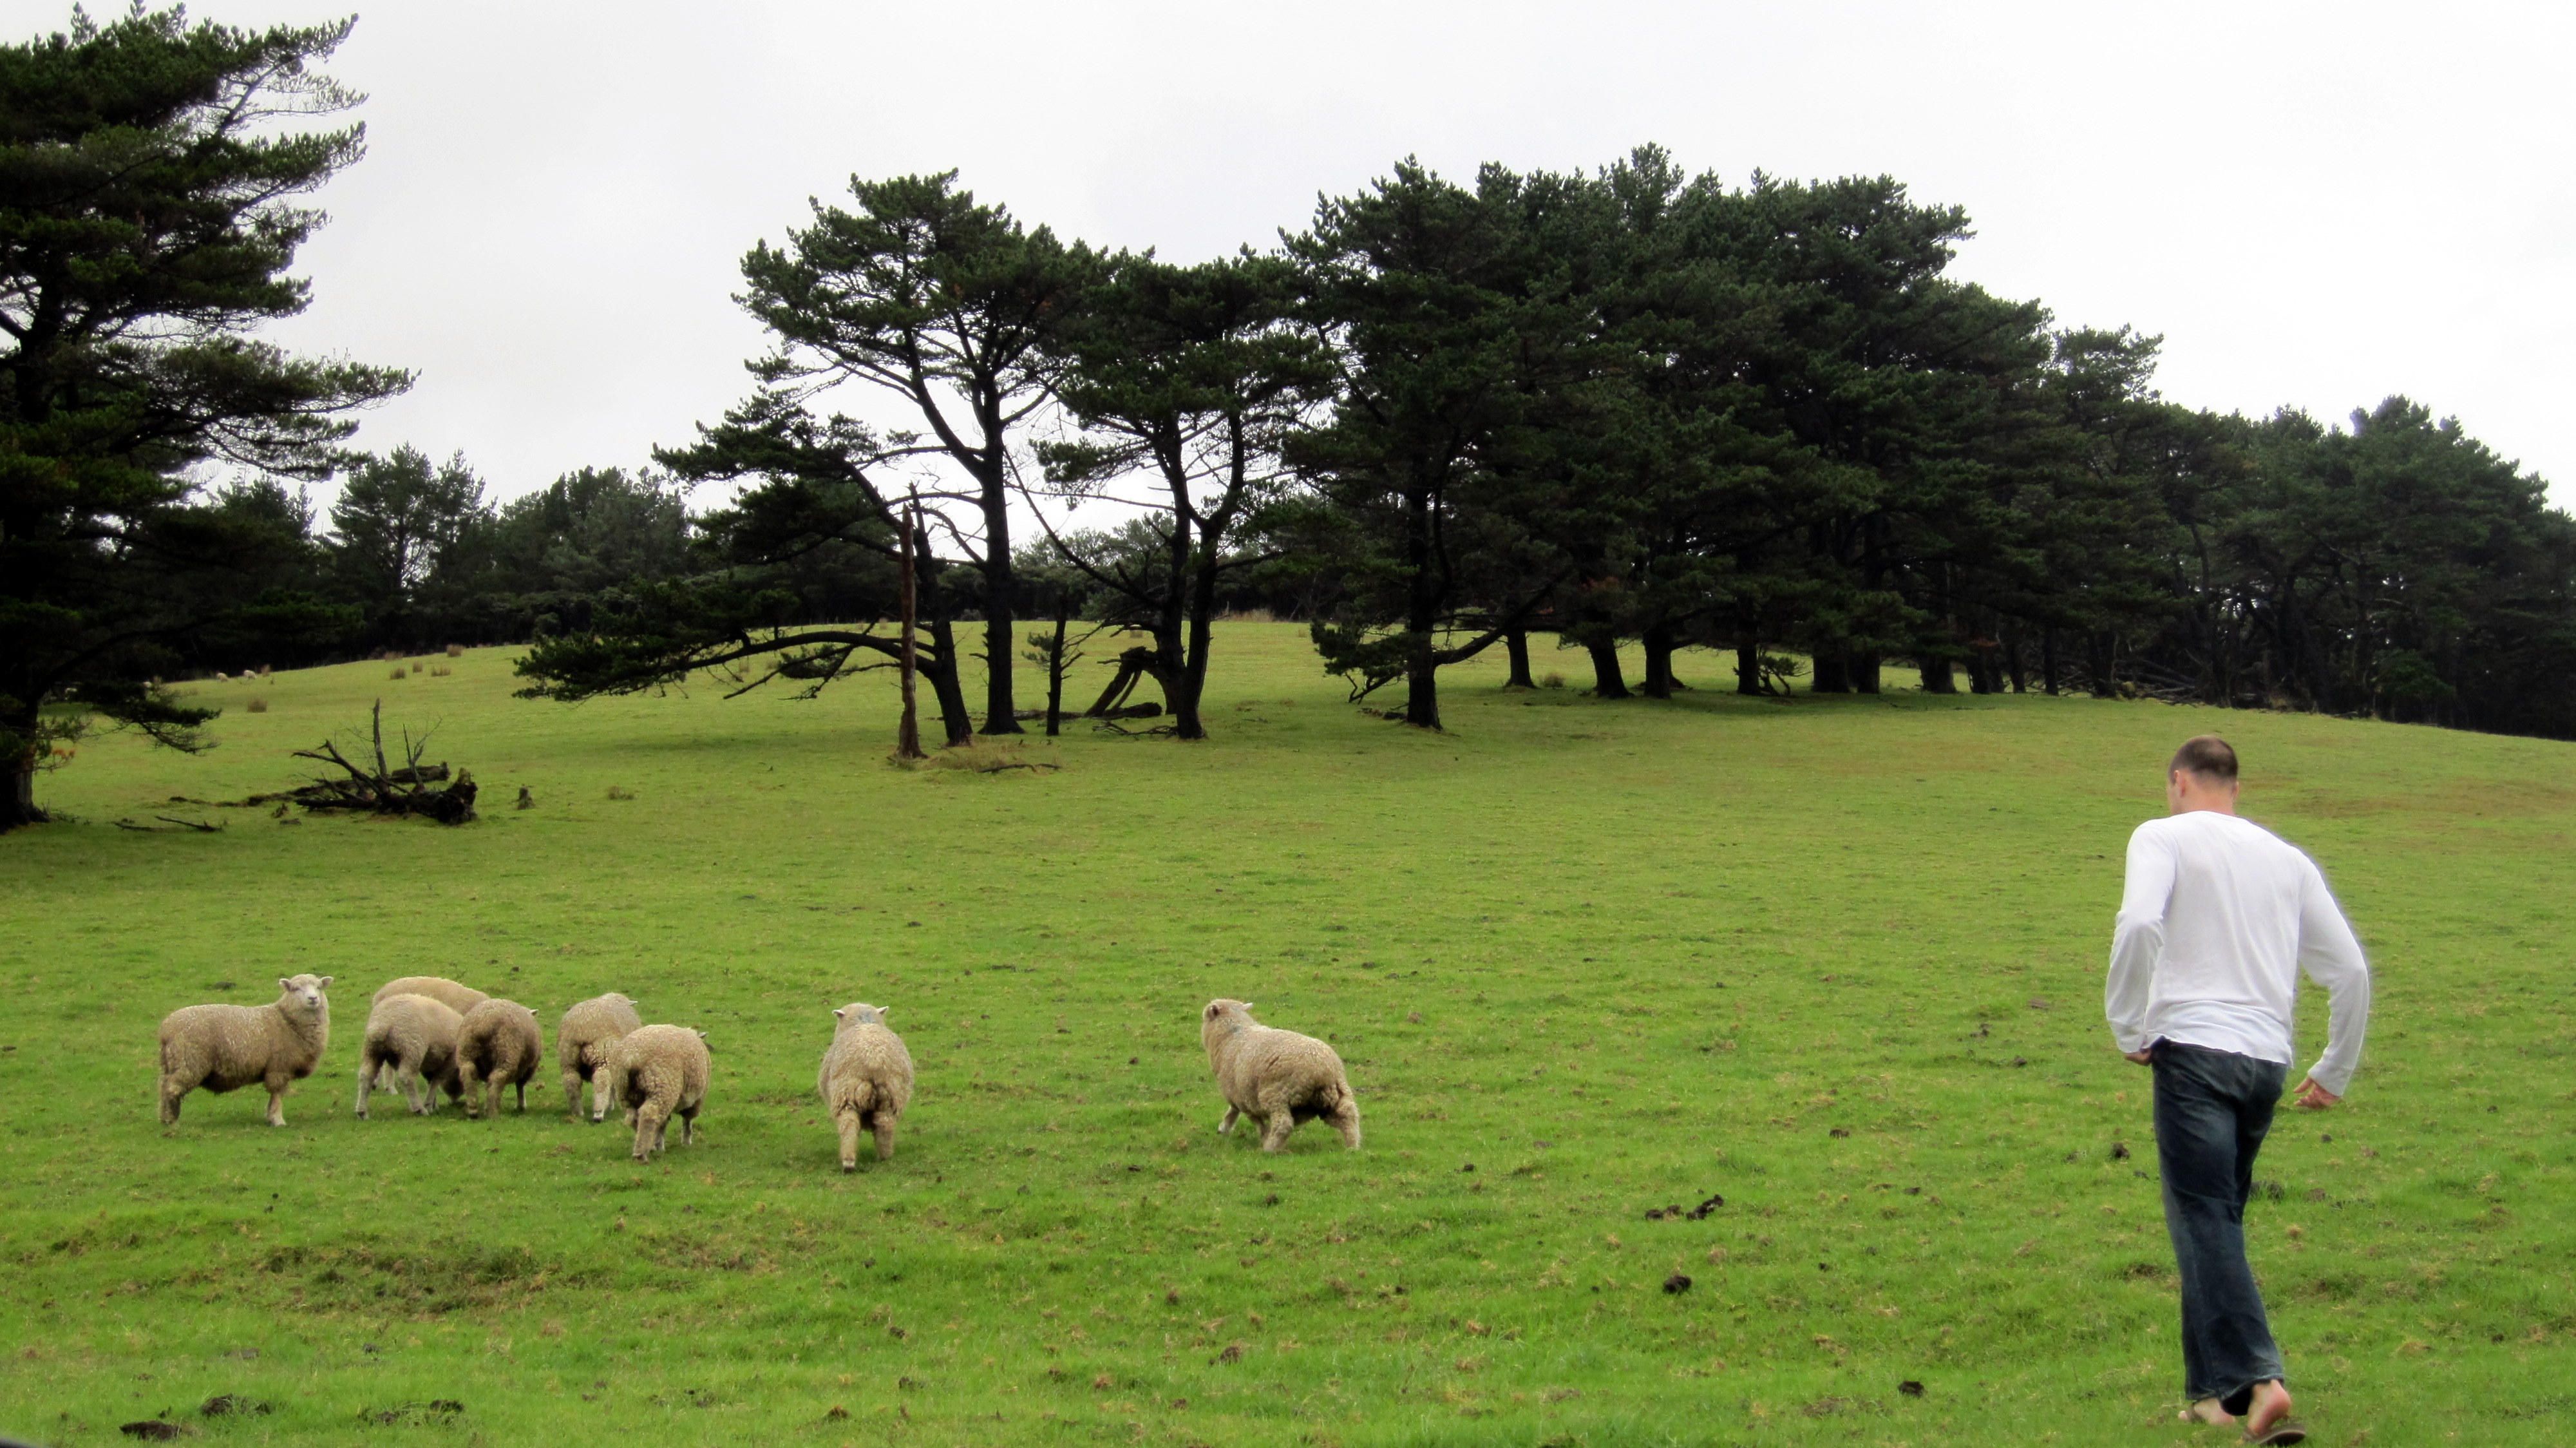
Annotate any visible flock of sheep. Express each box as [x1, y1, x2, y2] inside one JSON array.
[[153, 975, 1362, 1164]]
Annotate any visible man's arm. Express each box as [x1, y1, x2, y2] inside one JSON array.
[[2294, 859, 2371, 1100], [2105, 823, 2175, 1055]]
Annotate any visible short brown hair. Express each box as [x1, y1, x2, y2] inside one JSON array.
[[2170, 735, 2238, 783]]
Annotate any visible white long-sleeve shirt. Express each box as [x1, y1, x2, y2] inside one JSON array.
[[2105, 809, 2371, 1096]]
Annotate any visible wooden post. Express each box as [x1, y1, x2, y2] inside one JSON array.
[[896, 492, 925, 759]]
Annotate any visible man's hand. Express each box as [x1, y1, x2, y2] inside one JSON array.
[[2292, 1078, 2340, 1110], [2123, 1049, 2154, 1065]]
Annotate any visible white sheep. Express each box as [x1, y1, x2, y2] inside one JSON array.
[[157, 975, 333, 1127], [355, 993, 466, 1117], [457, 998, 544, 1118], [556, 993, 643, 1123], [371, 975, 489, 1016], [817, 1003, 914, 1168], [606, 1025, 708, 1161], [1200, 998, 1361, 1152]]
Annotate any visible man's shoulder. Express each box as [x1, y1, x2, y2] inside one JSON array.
[[2134, 812, 2297, 851]]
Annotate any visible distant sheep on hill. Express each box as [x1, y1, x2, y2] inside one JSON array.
[[457, 998, 544, 1118], [1200, 999, 1361, 1152], [607, 1025, 708, 1161], [156, 975, 333, 1127], [355, 993, 466, 1118], [817, 1003, 914, 1168], [557, 993, 643, 1123]]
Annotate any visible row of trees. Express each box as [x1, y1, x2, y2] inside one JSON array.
[[511, 156, 2573, 744], [7, 8, 2570, 828]]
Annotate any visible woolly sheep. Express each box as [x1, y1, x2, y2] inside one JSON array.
[[355, 993, 466, 1118], [156, 975, 333, 1127], [816, 1002, 914, 1168], [1200, 998, 1361, 1152], [557, 992, 643, 1123], [606, 1025, 708, 1161], [457, 998, 545, 1119], [371, 975, 489, 1016]]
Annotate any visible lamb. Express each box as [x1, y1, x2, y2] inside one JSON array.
[[354, 993, 466, 1118], [1200, 998, 1361, 1152], [371, 975, 489, 1016], [157, 975, 333, 1127], [605, 1025, 708, 1161], [557, 992, 643, 1123], [457, 998, 545, 1119], [816, 1003, 914, 1168]]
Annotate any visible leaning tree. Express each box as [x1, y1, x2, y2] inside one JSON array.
[[0, 6, 409, 828]]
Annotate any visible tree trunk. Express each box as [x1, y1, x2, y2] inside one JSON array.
[[1851, 652, 1880, 694], [1735, 638, 1762, 696], [972, 456, 1023, 736], [1404, 631, 1441, 729], [2041, 629, 2060, 696], [1919, 657, 1957, 694], [1503, 629, 1535, 689], [1586, 640, 1629, 699], [1967, 645, 1995, 695], [923, 616, 974, 748], [1043, 604, 1069, 739], [2003, 625, 2027, 694], [1640, 623, 1677, 698], [1811, 654, 1850, 693], [2088, 632, 2118, 699], [3, 760, 43, 832]]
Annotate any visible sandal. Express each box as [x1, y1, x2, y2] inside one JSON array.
[[2241, 1424, 2306, 1445]]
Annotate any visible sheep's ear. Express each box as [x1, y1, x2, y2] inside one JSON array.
[[878, 1006, 894, 1018], [833, 1009, 846, 1020], [317, 976, 333, 989], [277, 976, 294, 993], [1241, 1002, 1254, 1012]]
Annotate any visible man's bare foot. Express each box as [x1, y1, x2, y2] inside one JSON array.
[[2178, 1398, 2235, 1427], [2242, 1380, 2299, 1443]]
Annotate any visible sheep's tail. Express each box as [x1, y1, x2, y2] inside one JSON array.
[[844, 1078, 876, 1116]]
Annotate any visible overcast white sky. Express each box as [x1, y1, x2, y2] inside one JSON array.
[[18, 1, 2570, 505]]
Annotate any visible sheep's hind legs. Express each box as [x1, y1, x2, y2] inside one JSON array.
[[352, 1061, 375, 1119], [872, 1112, 898, 1161], [631, 1103, 667, 1161], [837, 1107, 864, 1170], [1218, 1106, 1240, 1135]]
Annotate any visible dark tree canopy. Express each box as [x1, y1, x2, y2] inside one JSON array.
[[0, 5, 409, 828]]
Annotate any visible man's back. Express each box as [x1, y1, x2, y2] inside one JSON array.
[[2108, 810, 2369, 1096]]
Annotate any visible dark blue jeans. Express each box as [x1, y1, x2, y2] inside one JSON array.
[[2152, 1040, 2288, 1404]]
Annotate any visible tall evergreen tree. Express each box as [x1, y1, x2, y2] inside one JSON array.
[[736, 171, 1108, 735], [0, 6, 408, 828], [1036, 252, 1329, 739], [1288, 160, 1588, 729]]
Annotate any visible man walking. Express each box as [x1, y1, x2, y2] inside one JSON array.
[[2106, 736, 2371, 1445]]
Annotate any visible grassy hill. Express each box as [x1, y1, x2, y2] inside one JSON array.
[[2, 624, 2570, 1447]]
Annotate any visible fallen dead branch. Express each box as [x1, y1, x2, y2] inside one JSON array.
[[112, 815, 225, 834], [247, 701, 480, 823]]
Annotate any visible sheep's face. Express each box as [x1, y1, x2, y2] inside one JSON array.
[[834, 1003, 889, 1030], [277, 974, 331, 1020]]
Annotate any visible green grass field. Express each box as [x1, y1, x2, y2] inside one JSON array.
[[3, 624, 2570, 1447]]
